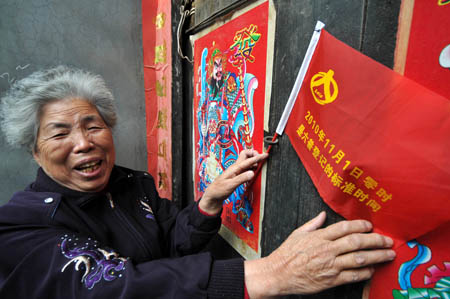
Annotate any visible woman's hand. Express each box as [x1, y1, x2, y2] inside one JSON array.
[[244, 212, 396, 298], [199, 149, 268, 215]]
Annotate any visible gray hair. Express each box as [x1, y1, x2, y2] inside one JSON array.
[[0, 66, 117, 152]]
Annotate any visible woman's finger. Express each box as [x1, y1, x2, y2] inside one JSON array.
[[330, 232, 393, 256], [235, 149, 256, 164], [227, 170, 255, 190], [234, 152, 268, 173], [334, 267, 375, 286], [296, 211, 327, 233], [334, 248, 396, 270], [320, 219, 373, 241], [224, 152, 267, 178]]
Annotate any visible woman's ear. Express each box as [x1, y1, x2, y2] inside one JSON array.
[[32, 148, 42, 167]]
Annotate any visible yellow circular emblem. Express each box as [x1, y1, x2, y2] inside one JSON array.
[[310, 69, 338, 105]]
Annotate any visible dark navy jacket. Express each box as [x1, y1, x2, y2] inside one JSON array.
[[0, 166, 244, 298]]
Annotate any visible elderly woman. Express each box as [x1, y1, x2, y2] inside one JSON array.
[[0, 66, 394, 298]]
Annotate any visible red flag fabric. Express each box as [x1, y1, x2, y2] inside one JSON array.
[[284, 30, 450, 245], [369, 222, 450, 299]]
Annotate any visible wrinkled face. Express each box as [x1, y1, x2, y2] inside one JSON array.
[[33, 98, 115, 192], [212, 57, 223, 81]]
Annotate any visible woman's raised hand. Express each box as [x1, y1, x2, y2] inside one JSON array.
[[199, 149, 268, 215]]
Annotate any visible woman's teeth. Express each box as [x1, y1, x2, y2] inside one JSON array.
[[77, 161, 101, 173]]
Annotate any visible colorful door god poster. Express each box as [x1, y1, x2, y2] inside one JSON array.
[[191, 0, 275, 259]]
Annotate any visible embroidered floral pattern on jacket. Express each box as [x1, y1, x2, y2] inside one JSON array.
[[59, 234, 127, 289], [139, 196, 155, 220]]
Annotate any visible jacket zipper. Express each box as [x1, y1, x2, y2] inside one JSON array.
[[106, 193, 153, 258]]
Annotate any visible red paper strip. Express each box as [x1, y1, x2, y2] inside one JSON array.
[[142, 0, 172, 199], [403, 1, 450, 99]]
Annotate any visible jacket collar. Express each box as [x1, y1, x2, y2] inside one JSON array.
[[29, 166, 129, 204]]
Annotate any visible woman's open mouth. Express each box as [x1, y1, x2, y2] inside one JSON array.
[[75, 160, 102, 173]]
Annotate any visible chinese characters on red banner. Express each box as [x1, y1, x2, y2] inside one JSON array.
[[142, 1, 172, 199], [294, 110, 393, 214]]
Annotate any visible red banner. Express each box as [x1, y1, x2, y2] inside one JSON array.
[[400, 1, 450, 99], [284, 30, 450, 245], [142, 0, 172, 199]]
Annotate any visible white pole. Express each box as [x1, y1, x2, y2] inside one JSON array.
[[275, 21, 325, 136]]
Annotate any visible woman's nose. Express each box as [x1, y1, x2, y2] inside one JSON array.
[[73, 131, 94, 153]]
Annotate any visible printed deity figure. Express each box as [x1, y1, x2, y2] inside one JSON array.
[[196, 46, 258, 233]]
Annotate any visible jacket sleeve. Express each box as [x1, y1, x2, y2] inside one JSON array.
[[138, 173, 222, 257], [0, 225, 244, 299]]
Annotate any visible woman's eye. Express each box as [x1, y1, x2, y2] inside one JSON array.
[[88, 126, 102, 130], [52, 132, 68, 138]]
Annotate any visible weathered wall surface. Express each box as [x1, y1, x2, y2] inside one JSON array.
[[0, 0, 147, 203]]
